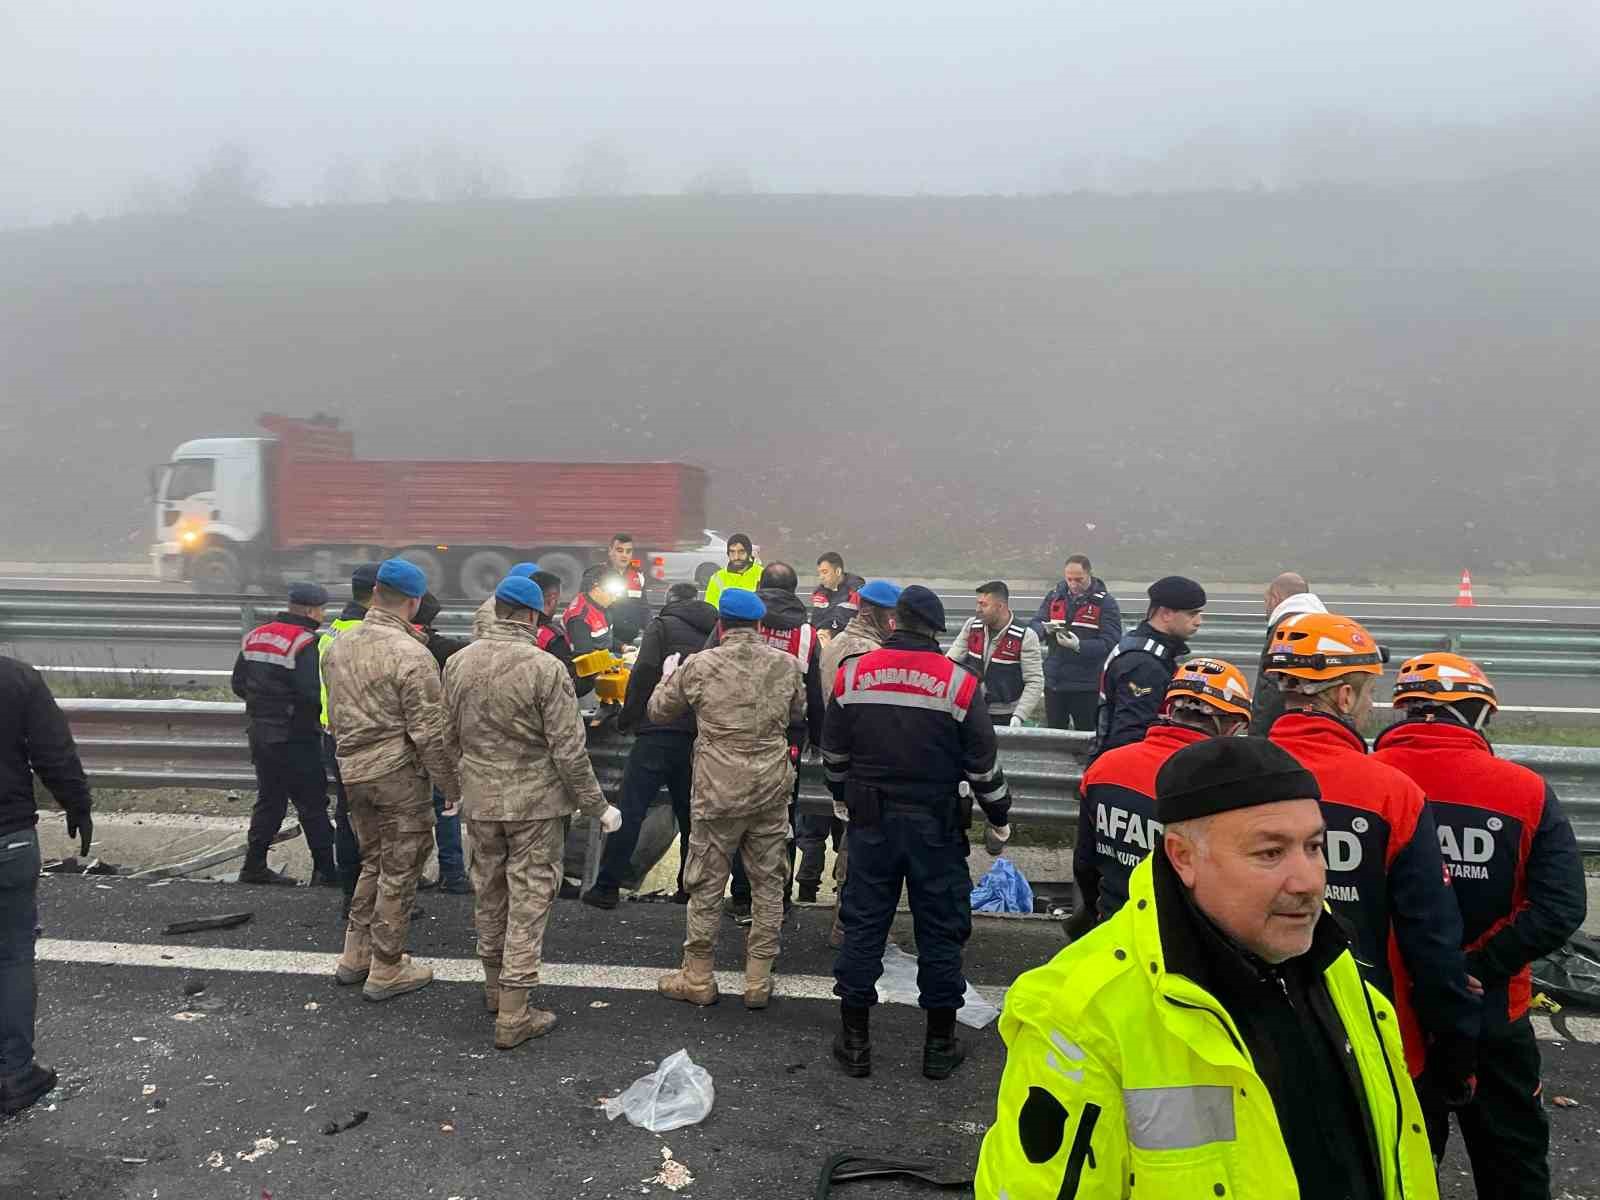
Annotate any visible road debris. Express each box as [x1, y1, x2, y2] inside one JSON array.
[[590, 1000, 610, 1009], [237, 1137, 279, 1163], [142, 1085, 157, 1096], [172, 1012, 206, 1023], [1552, 1095, 1582, 1108], [441, 1122, 455, 1134], [646, 1147, 694, 1192], [303, 1001, 320, 1011], [603, 1050, 715, 1132], [183, 981, 207, 997], [205, 1152, 225, 1169], [121, 1157, 148, 1165], [163, 912, 253, 935], [319, 1110, 369, 1136]]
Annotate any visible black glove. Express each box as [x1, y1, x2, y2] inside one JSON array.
[[66, 809, 93, 857], [1421, 1032, 1478, 1110]]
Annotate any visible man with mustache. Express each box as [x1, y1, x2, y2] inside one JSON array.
[[977, 738, 1439, 1200]]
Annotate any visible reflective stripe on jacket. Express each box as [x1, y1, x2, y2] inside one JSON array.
[[975, 855, 1438, 1200]]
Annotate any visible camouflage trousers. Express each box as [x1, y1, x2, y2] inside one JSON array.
[[345, 767, 433, 965], [684, 805, 789, 962], [467, 817, 564, 990]]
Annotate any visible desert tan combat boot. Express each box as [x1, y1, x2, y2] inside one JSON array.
[[657, 954, 720, 1006], [362, 954, 433, 1001], [743, 957, 774, 1010], [482, 961, 501, 1013], [334, 927, 371, 985], [494, 988, 557, 1050]]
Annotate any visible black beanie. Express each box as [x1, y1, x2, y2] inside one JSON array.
[[1148, 575, 1207, 611], [1155, 737, 1320, 824]]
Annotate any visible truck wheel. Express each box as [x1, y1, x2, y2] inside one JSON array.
[[537, 551, 585, 598], [694, 562, 719, 586], [396, 548, 445, 596], [190, 547, 243, 594], [457, 550, 512, 602]]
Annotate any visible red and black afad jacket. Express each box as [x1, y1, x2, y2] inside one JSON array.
[[1269, 711, 1480, 1073], [1075, 722, 1206, 921], [562, 594, 613, 657], [1375, 719, 1586, 1028]]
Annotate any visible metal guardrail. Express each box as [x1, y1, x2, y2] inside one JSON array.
[[6, 588, 1600, 677], [56, 700, 1600, 851]]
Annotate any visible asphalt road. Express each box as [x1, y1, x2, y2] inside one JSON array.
[[6, 878, 1599, 1199]]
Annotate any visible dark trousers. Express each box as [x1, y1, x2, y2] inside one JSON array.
[[794, 814, 844, 888], [593, 732, 693, 896], [248, 736, 333, 860], [833, 808, 972, 1010], [431, 787, 465, 883], [0, 828, 41, 1081], [1045, 689, 1099, 731], [1422, 1018, 1550, 1199], [730, 776, 799, 903], [323, 734, 361, 888]]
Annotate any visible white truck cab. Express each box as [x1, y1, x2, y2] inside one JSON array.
[[150, 437, 269, 587]]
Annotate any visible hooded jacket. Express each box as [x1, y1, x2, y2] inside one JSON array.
[[618, 596, 719, 736]]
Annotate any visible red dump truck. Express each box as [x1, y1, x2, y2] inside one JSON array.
[[150, 414, 709, 598]]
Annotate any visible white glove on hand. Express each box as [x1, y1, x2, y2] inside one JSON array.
[[1009, 714, 1024, 728], [1054, 629, 1081, 652], [599, 804, 623, 834], [985, 823, 1012, 856], [832, 799, 850, 823], [660, 652, 682, 679]]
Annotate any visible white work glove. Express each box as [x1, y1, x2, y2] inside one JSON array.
[[985, 823, 1012, 856], [832, 799, 850, 823], [660, 652, 682, 679], [599, 804, 623, 834], [1009, 714, 1024, 728], [1053, 628, 1080, 652]]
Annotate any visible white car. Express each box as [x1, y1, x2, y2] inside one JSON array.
[[643, 529, 759, 588]]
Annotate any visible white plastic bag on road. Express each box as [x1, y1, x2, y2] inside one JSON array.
[[876, 942, 1001, 1029], [603, 1049, 715, 1132]]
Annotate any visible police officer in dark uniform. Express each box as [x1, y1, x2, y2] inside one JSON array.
[[1093, 575, 1206, 757], [605, 532, 650, 647], [1375, 653, 1586, 1192], [232, 582, 337, 885], [823, 585, 1010, 1082], [809, 552, 866, 635]]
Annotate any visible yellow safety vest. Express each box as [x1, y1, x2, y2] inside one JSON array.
[[702, 561, 762, 608], [975, 856, 1437, 1200], [317, 615, 365, 730]]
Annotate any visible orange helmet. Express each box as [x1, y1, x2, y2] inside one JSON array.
[[1263, 612, 1386, 681], [1162, 657, 1253, 719], [1392, 652, 1498, 709]]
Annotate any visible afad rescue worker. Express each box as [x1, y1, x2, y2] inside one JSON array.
[[320, 562, 379, 900], [1093, 575, 1206, 756], [810, 551, 866, 636], [824, 586, 1010, 1081], [1069, 657, 1252, 936], [816, 579, 903, 946], [1264, 611, 1482, 1100], [583, 582, 718, 910], [563, 564, 624, 658], [442, 575, 621, 1049], [324, 558, 462, 1001], [648, 588, 807, 1010], [701, 533, 762, 608], [1374, 653, 1586, 1192], [606, 532, 650, 647], [711, 562, 826, 918], [232, 582, 337, 886], [1029, 555, 1123, 731], [977, 738, 1440, 1200], [948, 580, 1044, 727]]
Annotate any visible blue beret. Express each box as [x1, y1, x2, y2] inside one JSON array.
[[858, 579, 902, 609], [718, 588, 766, 621], [288, 582, 329, 607], [495, 575, 545, 613], [350, 563, 380, 592], [896, 584, 946, 632], [376, 558, 428, 598], [509, 561, 540, 579]]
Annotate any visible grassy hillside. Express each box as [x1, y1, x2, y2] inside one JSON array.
[[3, 182, 1597, 580]]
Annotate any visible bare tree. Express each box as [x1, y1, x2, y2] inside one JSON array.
[[185, 143, 268, 212], [320, 153, 372, 205], [121, 174, 179, 216], [561, 139, 630, 197], [424, 140, 515, 201]]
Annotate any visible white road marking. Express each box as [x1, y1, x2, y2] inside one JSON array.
[[32, 939, 1600, 1045]]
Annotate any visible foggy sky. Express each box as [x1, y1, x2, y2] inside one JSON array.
[[5, 1, 1600, 227]]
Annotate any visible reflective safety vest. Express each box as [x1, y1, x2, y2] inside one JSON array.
[[975, 856, 1438, 1200], [702, 561, 762, 608], [317, 616, 364, 729], [951, 618, 1027, 717]]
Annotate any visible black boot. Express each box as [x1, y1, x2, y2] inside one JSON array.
[[238, 850, 296, 886], [832, 1003, 871, 1078], [922, 1008, 966, 1080], [0, 1064, 58, 1117], [308, 849, 340, 887]]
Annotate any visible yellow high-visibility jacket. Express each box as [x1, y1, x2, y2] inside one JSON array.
[[976, 855, 1438, 1200], [702, 561, 762, 608], [317, 615, 364, 730]]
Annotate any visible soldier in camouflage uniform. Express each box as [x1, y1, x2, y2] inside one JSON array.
[[648, 588, 808, 1009], [443, 575, 621, 1049], [471, 561, 540, 636], [324, 559, 462, 1001]]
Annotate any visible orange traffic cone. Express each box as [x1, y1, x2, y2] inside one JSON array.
[[1455, 570, 1475, 608]]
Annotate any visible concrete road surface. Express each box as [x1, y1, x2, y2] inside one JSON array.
[[5, 877, 1600, 1199]]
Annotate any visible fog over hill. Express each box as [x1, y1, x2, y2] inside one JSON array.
[[3, 180, 1597, 579]]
